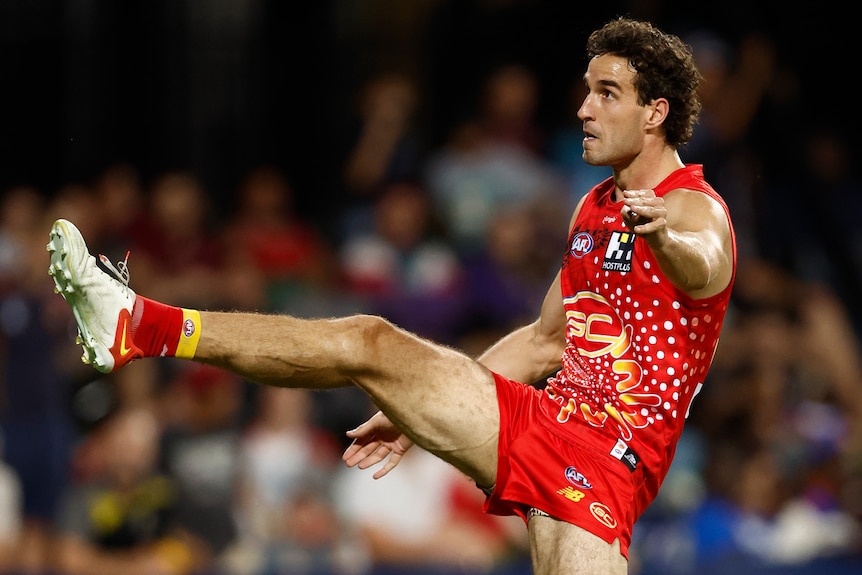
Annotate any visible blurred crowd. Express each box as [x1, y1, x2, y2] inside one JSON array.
[[1, 20, 862, 575]]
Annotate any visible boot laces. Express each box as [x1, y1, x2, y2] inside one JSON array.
[[98, 251, 131, 287]]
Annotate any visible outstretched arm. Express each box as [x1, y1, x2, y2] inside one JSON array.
[[621, 187, 734, 299]]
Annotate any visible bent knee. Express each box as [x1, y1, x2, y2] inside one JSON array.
[[333, 314, 406, 367], [337, 314, 398, 344]]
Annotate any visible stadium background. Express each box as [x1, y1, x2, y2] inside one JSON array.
[[1, 1, 861, 574]]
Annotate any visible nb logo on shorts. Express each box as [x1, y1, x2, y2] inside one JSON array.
[[556, 486, 586, 502]]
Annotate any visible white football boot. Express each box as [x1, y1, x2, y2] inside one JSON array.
[[47, 218, 142, 373]]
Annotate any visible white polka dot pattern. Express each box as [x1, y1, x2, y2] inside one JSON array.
[[543, 166, 735, 505]]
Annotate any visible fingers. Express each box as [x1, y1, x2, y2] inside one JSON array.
[[343, 439, 401, 478], [341, 411, 409, 478], [372, 452, 403, 480], [342, 439, 385, 466], [621, 189, 665, 230], [356, 446, 391, 470], [345, 416, 375, 438]]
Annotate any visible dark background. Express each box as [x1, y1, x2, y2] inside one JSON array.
[[0, 0, 855, 220]]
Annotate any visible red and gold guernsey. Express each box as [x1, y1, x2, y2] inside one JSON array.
[[540, 164, 736, 520]]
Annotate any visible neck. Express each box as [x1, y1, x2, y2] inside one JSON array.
[[612, 147, 684, 200]]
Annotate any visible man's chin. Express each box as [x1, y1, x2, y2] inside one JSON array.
[[582, 153, 601, 166]]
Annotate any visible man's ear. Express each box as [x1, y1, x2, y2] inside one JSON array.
[[645, 98, 669, 129]]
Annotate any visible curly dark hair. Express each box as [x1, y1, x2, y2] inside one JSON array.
[[586, 17, 702, 149]]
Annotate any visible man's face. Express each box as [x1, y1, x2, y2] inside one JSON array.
[[577, 54, 649, 168]]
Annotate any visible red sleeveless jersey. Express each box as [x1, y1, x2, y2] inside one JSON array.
[[541, 164, 736, 520]]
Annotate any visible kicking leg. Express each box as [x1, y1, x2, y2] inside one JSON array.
[[47, 218, 500, 486], [196, 310, 500, 485]]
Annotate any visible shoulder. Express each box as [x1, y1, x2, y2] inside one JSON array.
[[665, 187, 731, 230]]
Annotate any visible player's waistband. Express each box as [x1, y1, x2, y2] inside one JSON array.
[[536, 391, 643, 475]]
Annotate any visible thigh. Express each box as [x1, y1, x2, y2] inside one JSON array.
[[528, 515, 627, 575], [351, 317, 501, 487]]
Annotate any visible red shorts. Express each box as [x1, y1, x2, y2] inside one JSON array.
[[483, 373, 637, 558]]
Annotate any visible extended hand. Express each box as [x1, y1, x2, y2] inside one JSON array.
[[343, 411, 415, 479], [622, 189, 667, 238]]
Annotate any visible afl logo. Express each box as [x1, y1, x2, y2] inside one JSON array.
[[183, 318, 196, 338], [590, 502, 617, 529], [565, 466, 592, 489], [570, 232, 594, 258]]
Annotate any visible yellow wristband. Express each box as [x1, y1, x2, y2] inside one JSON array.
[[175, 309, 202, 359]]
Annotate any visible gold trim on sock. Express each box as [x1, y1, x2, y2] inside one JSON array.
[[176, 309, 201, 359]]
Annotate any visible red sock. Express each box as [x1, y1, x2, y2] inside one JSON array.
[[130, 296, 200, 358]]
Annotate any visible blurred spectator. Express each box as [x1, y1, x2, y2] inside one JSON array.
[[687, 442, 859, 568], [156, 364, 246, 573], [45, 183, 104, 251], [53, 406, 209, 575], [0, 186, 47, 295], [476, 64, 545, 157], [0, 432, 22, 574], [227, 387, 367, 575], [89, 163, 152, 267], [424, 64, 566, 256], [682, 29, 777, 261], [333, 445, 527, 575], [339, 72, 426, 240], [1, 188, 80, 574], [456, 204, 560, 355], [793, 130, 862, 329], [222, 166, 334, 313], [338, 180, 465, 343], [121, 171, 250, 310], [342, 72, 424, 200], [686, 30, 776, 152]]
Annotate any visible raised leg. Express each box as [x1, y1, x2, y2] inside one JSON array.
[[47, 218, 500, 487], [196, 310, 501, 486]]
